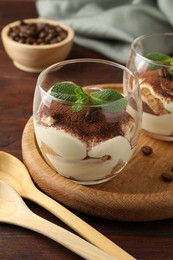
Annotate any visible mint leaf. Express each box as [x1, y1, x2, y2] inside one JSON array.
[[90, 89, 124, 104], [90, 89, 128, 112], [103, 98, 128, 113], [145, 52, 171, 64], [51, 82, 80, 102], [145, 52, 171, 70], [145, 52, 173, 76]]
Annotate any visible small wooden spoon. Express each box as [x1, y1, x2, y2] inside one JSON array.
[[0, 151, 135, 260], [0, 180, 115, 260]]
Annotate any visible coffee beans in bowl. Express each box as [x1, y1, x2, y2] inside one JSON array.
[[8, 20, 68, 45], [1, 18, 74, 72]]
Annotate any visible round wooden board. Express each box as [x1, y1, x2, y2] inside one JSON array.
[[22, 118, 173, 221]]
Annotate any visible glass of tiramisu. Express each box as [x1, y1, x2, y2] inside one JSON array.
[[127, 33, 173, 141], [33, 59, 142, 185]]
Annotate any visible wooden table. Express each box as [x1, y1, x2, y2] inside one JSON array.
[[1, 1, 173, 259]]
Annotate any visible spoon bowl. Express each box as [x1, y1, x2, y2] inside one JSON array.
[[0, 181, 116, 260], [0, 151, 135, 259], [0, 151, 31, 197], [0, 180, 21, 218]]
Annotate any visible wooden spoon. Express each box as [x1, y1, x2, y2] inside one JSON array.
[[0, 151, 135, 260], [0, 180, 116, 260]]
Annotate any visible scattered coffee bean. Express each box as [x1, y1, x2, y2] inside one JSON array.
[[8, 20, 68, 45], [141, 145, 153, 156], [161, 171, 173, 182]]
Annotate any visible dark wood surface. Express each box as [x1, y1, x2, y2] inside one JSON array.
[[1, 1, 173, 260]]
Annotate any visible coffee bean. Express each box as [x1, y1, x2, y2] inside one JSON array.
[[59, 31, 67, 40], [26, 37, 34, 44], [39, 31, 46, 39], [161, 171, 173, 182], [45, 34, 52, 42], [141, 146, 153, 156], [7, 20, 68, 45], [50, 38, 59, 44], [18, 38, 25, 44]]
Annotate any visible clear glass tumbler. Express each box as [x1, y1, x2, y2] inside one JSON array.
[[127, 33, 173, 141], [33, 59, 142, 185]]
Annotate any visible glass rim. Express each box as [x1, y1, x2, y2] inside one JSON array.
[[131, 32, 173, 68], [37, 58, 139, 107]]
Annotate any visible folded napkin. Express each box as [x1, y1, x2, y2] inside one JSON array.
[[36, 0, 173, 64]]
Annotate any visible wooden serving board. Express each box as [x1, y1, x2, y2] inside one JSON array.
[[22, 118, 173, 221]]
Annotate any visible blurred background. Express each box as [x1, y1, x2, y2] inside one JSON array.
[[36, 0, 173, 63]]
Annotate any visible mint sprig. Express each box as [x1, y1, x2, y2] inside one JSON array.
[[50, 81, 127, 112], [145, 52, 173, 75]]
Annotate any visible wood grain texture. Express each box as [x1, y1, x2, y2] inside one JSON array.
[[22, 118, 173, 222], [0, 182, 117, 260], [2, 2, 173, 259]]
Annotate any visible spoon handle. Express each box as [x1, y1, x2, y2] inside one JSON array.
[[11, 209, 115, 260], [27, 187, 135, 260]]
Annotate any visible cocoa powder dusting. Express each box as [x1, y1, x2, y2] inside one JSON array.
[[38, 100, 132, 144]]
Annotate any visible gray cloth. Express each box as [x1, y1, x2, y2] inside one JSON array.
[[36, 0, 173, 64]]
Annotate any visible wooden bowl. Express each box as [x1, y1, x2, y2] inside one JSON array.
[[1, 18, 74, 73]]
